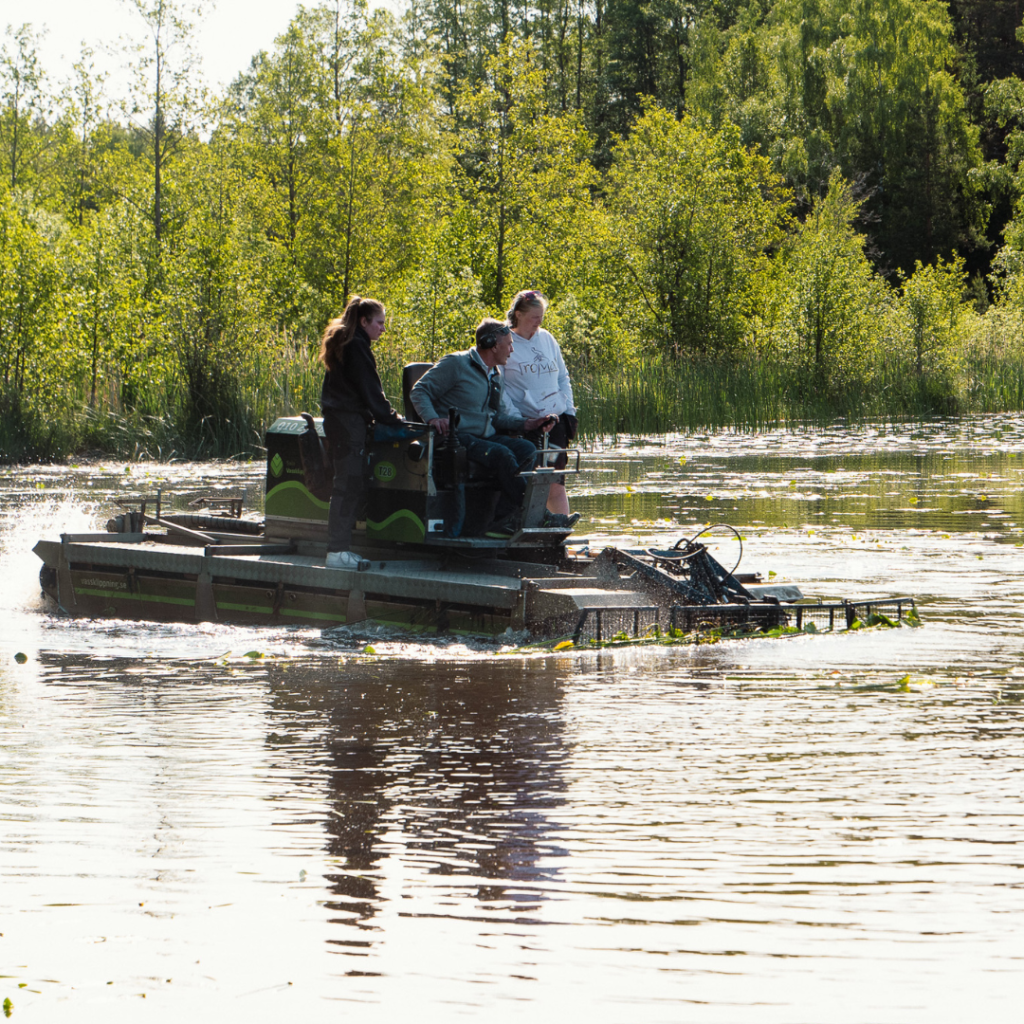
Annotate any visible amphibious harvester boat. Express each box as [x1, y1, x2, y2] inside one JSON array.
[[34, 365, 915, 641]]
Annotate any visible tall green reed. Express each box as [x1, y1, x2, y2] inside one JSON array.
[[8, 334, 1024, 464]]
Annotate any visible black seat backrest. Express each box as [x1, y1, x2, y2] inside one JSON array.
[[402, 362, 434, 421]]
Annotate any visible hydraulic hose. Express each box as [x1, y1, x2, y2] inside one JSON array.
[[672, 523, 744, 577]]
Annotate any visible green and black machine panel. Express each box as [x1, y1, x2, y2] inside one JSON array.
[[265, 415, 443, 545], [265, 416, 331, 540], [363, 428, 432, 543], [367, 426, 506, 541], [265, 406, 534, 548]]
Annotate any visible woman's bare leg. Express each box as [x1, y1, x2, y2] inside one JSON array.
[[547, 482, 570, 515]]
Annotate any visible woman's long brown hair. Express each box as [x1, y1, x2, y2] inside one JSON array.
[[318, 295, 385, 372]]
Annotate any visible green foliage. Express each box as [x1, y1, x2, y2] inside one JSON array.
[[772, 171, 887, 396], [689, 0, 987, 274], [0, 188, 59, 395], [456, 39, 599, 309], [121, 0, 209, 251], [0, 24, 49, 193], [602, 0, 738, 131], [580, 357, 790, 434], [607, 107, 789, 357], [893, 256, 971, 409], [3, 0, 1024, 463]]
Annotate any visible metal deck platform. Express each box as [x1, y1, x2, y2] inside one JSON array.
[[35, 533, 551, 633]]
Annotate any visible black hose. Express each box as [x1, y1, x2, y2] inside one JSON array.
[[162, 514, 263, 535], [672, 523, 744, 576]]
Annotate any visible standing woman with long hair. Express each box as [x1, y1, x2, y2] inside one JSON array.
[[319, 295, 402, 569], [501, 289, 580, 527]]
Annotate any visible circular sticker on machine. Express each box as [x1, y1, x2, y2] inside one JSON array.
[[374, 461, 397, 482]]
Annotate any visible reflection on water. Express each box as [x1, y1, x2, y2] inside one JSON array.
[[3, 417, 1024, 1020], [275, 664, 568, 942]]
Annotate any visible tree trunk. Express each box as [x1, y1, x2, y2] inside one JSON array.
[[576, 0, 584, 110], [9, 78, 20, 190], [495, 131, 506, 308], [342, 135, 357, 302], [154, 46, 163, 248]]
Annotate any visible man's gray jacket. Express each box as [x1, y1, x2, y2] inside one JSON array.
[[410, 347, 526, 438]]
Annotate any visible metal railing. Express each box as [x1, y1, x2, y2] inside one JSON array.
[[572, 605, 661, 642]]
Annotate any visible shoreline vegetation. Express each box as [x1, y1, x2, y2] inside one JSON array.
[[8, 341, 1024, 463], [5, 1, 1024, 462]]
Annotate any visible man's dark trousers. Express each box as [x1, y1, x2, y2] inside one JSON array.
[[457, 433, 537, 521]]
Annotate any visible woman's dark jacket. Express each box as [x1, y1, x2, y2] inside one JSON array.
[[320, 327, 401, 426]]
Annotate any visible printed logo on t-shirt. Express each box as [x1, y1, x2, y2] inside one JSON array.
[[520, 359, 559, 374]]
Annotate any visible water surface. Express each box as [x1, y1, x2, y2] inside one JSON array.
[[2, 418, 1022, 1021]]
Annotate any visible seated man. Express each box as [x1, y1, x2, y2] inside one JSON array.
[[410, 318, 555, 537]]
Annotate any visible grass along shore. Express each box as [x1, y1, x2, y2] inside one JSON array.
[[4, 347, 1024, 464]]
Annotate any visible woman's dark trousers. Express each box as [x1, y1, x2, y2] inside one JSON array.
[[324, 411, 367, 553]]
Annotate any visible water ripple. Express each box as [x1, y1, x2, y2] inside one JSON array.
[[3, 423, 1024, 1020]]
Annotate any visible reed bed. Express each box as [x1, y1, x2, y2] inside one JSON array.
[[6, 346, 1024, 463]]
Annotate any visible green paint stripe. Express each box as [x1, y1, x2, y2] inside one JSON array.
[[215, 601, 274, 614], [365, 508, 425, 532], [75, 587, 507, 635], [367, 613, 431, 631], [281, 608, 348, 622], [266, 480, 330, 510], [76, 587, 196, 608]]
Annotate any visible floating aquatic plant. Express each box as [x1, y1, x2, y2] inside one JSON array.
[[501, 601, 917, 655], [896, 674, 936, 691]]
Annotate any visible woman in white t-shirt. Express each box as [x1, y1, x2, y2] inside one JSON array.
[[501, 289, 580, 526]]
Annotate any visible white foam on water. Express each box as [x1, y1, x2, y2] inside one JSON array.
[[0, 492, 101, 663]]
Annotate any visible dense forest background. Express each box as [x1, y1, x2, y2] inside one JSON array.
[[6, 0, 1024, 459]]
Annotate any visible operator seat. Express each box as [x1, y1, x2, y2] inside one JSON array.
[[402, 362, 433, 422]]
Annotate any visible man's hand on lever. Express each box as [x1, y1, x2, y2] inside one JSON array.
[[524, 415, 558, 433], [429, 417, 450, 437]]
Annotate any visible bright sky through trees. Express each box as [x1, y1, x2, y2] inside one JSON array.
[[7, 0, 358, 88]]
